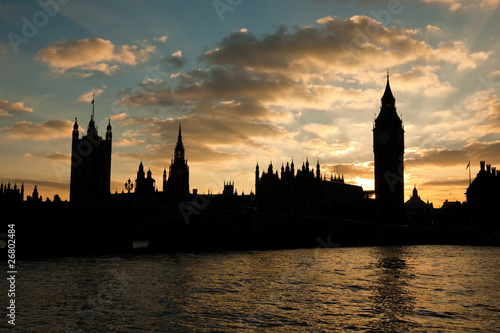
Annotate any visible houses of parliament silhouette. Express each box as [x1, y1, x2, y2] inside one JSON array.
[[64, 74, 498, 227], [66, 74, 408, 223], [3, 74, 499, 256], [60, 74, 500, 228]]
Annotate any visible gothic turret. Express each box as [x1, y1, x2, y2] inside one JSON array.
[[135, 161, 155, 198], [72, 118, 79, 139], [32, 185, 39, 201], [106, 119, 112, 141], [87, 114, 97, 138], [137, 161, 145, 182], [165, 122, 190, 200], [175, 123, 185, 161]]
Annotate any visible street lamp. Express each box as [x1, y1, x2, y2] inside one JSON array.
[[124, 178, 134, 193]]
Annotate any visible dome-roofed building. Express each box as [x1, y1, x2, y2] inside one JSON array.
[[405, 185, 433, 227]]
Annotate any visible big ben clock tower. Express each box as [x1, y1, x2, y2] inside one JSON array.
[[373, 72, 404, 223]]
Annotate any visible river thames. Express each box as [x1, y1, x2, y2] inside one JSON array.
[[11, 245, 500, 332]]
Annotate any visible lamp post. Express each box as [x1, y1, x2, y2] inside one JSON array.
[[124, 178, 134, 193]]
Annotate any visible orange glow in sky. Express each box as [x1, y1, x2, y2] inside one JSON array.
[[1, 1, 499, 208]]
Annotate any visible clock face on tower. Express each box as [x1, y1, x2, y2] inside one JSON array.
[[378, 131, 390, 144]]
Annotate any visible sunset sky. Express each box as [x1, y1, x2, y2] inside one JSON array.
[[1, 0, 499, 206]]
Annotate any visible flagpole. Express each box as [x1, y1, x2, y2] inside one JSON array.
[[469, 161, 471, 185], [91, 93, 95, 120], [467, 160, 471, 185]]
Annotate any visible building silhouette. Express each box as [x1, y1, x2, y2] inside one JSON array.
[[135, 161, 156, 198], [223, 181, 235, 196], [0, 182, 24, 203], [405, 185, 433, 226], [163, 124, 190, 201], [65, 74, 407, 225], [373, 73, 405, 223], [466, 161, 500, 227], [255, 159, 366, 217], [70, 105, 112, 203], [26, 184, 42, 203], [112, 123, 190, 204], [7, 71, 500, 255]]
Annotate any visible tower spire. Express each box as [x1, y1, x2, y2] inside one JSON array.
[[73, 117, 79, 134], [178, 122, 182, 143], [174, 122, 185, 162], [382, 71, 395, 106], [87, 94, 97, 137]]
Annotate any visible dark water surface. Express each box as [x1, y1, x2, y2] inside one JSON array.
[[10, 245, 500, 332]]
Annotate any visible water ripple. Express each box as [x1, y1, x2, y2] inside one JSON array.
[[14, 245, 500, 332]]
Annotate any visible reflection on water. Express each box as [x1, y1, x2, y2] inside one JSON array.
[[13, 246, 500, 332], [369, 247, 416, 332]]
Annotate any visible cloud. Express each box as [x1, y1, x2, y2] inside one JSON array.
[[0, 100, 33, 117], [403, 89, 500, 152], [117, 15, 491, 122], [303, 123, 340, 139], [44, 152, 70, 162], [425, 25, 441, 35], [421, 178, 469, 187], [203, 15, 490, 75], [75, 85, 107, 103], [109, 112, 287, 164], [434, 41, 492, 70], [322, 161, 374, 179], [154, 35, 168, 43], [111, 14, 495, 191], [115, 138, 146, 147], [421, 0, 500, 11], [303, 138, 358, 157], [2, 120, 73, 140], [162, 50, 187, 68], [392, 65, 456, 97], [36, 38, 156, 77], [408, 140, 500, 168], [117, 66, 299, 114], [470, 94, 500, 135]]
